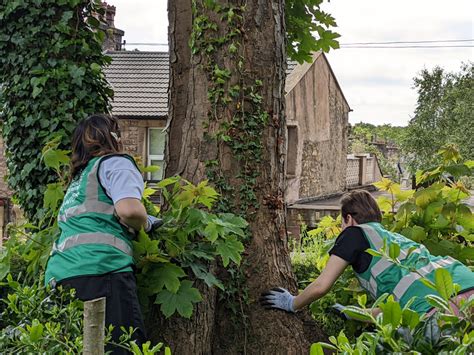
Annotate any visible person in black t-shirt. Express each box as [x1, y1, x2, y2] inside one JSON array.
[[260, 189, 474, 317]]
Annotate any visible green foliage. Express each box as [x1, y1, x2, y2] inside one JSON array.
[[374, 146, 474, 264], [402, 63, 474, 172], [312, 263, 474, 353], [349, 123, 406, 180], [286, 0, 340, 63], [0, 275, 84, 353], [0, 0, 113, 223], [0, 275, 169, 354], [137, 177, 247, 318], [291, 216, 369, 339]]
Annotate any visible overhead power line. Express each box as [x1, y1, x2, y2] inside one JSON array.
[[340, 45, 474, 49], [123, 39, 474, 47], [340, 39, 474, 45]]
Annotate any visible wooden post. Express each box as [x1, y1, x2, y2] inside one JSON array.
[[83, 297, 106, 355], [355, 154, 368, 186]]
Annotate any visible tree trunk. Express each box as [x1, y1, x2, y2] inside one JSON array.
[[153, 0, 325, 352], [83, 297, 105, 355]]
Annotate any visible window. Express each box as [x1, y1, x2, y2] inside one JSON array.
[[148, 128, 166, 181], [287, 125, 298, 176]]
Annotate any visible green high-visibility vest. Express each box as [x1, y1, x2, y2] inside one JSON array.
[[45, 155, 138, 285], [355, 222, 474, 314]]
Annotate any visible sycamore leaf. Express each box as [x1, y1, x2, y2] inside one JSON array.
[[157, 176, 181, 188], [154, 280, 202, 318], [143, 186, 157, 199], [414, 188, 439, 208], [149, 264, 186, 294], [377, 196, 393, 213], [203, 222, 221, 242], [216, 236, 244, 267], [132, 230, 159, 256], [394, 189, 414, 202], [141, 165, 160, 174], [43, 183, 64, 211], [42, 149, 70, 171], [456, 212, 474, 230], [189, 263, 224, 290], [373, 177, 396, 192]]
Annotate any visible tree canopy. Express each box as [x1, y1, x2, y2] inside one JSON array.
[[402, 63, 474, 172]]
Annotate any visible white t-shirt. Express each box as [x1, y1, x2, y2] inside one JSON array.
[[98, 156, 144, 203]]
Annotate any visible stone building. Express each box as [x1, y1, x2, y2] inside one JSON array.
[[285, 52, 351, 204], [104, 51, 168, 181]]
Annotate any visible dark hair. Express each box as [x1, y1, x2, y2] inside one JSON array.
[[69, 114, 122, 180], [340, 190, 382, 224]]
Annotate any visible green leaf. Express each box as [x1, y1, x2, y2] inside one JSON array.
[[216, 236, 244, 267], [343, 306, 373, 322], [434, 268, 454, 301], [189, 263, 224, 290], [401, 309, 420, 330], [425, 294, 449, 311], [388, 242, 401, 260], [149, 264, 186, 293], [357, 293, 367, 307], [380, 298, 402, 327], [419, 277, 437, 291], [154, 280, 202, 318], [42, 149, 70, 171], [43, 183, 64, 211], [132, 230, 159, 256], [309, 343, 324, 355], [365, 248, 383, 257], [27, 319, 44, 342]]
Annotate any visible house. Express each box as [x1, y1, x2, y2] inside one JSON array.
[[285, 52, 351, 204], [103, 51, 168, 181]]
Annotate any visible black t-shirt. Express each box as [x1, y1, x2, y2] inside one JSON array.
[[329, 226, 372, 273]]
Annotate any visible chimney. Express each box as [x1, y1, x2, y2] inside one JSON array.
[[101, 2, 124, 51]]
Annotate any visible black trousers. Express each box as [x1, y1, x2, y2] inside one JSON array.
[[59, 272, 146, 354]]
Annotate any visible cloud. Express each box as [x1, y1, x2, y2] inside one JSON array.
[[108, 0, 473, 126]]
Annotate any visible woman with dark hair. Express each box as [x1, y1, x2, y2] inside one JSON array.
[[261, 190, 474, 318], [45, 114, 161, 352]]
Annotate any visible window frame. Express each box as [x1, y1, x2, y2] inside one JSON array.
[[147, 127, 166, 182]]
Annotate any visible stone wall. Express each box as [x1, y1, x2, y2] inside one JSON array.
[[285, 54, 349, 203], [118, 118, 166, 165]]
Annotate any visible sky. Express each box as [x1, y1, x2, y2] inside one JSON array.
[[109, 0, 473, 126]]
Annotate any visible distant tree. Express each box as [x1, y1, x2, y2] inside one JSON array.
[[402, 63, 473, 172]]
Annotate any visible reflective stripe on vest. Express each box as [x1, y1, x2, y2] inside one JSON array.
[[58, 159, 114, 222], [356, 274, 378, 298], [52, 232, 133, 256], [392, 257, 455, 300], [359, 224, 426, 279]]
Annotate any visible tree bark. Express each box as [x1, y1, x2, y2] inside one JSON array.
[[154, 0, 325, 352], [83, 297, 105, 355]]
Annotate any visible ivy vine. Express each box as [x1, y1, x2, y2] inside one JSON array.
[[0, 0, 113, 223]]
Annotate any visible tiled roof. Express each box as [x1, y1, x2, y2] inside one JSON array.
[[104, 51, 169, 118], [104, 51, 299, 118]]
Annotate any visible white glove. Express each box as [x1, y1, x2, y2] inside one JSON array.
[[145, 215, 163, 232], [260, 287, 295, 313]]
